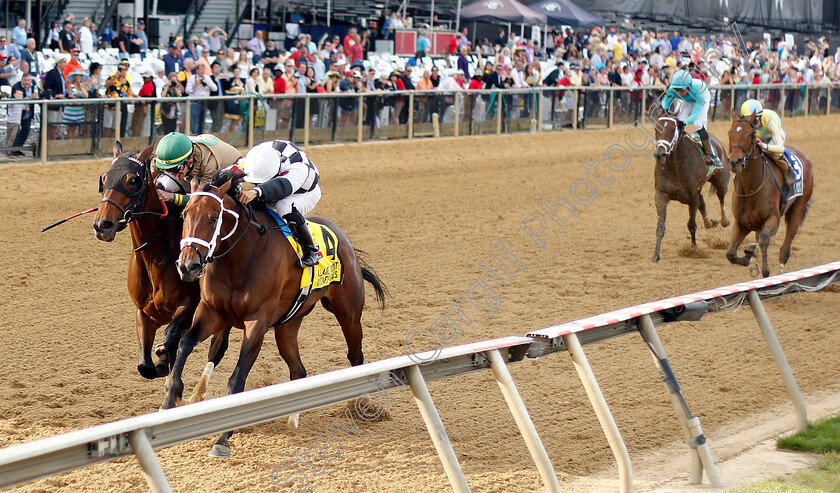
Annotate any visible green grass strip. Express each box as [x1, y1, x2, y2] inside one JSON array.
[[778, 415, 840, 454]]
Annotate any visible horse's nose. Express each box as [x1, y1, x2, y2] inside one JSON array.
[[176, 259, 201, 282], [92, 218, 116, 241]]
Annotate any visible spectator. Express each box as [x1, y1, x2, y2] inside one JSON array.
[[46, 22, 61, 50], [206, 27, 227, 53], [79, 18, 95, 54], [130, 69, 156, 137], [160, 73, 183, 134], [236, 52, 251, 75], [279, 60, 300, 129], [244, 67, 260, 93], [177, 58, 195, 85], [247, 31, 266, 64], [0, 55, 20, 88], [185, 63, 214, 134], [343, 28, 358, 55], [183, 40, 199, 61], [58, 20, 77, 53], [20, 39, 38, 76], [42, 54, 68, 139], [12, 19, 27, 50], [415, 69, 434, 122], [0, 36, 21, 60], [5, 87, 25, 153], [135, 20, 148, 59], [222, 65, 245, 132], [207, 61, 225, 133], [163, 43, 184, 75], [261, 40, 281, 72], [63, 69, 88, 139], [116, 23, 132, 59], [10, 72, 37, 153], [417, 30, 431, 59], [87, 62, 103, 97], [337, 70, 357, 125], [100, 23, 114, 48], [458, 28, 470, 51], [103, 60, 132, 137], [63, 48, 83, 79], [457, 46, 470, 78]]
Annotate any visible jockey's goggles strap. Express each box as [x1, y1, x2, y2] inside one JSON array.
[[179, 191, 240, 262]]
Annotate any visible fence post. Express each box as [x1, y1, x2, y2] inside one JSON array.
[[454, 93, 460, 137], [638, 315, 722, 487], [828, 86, 832, 116], [405, 365, 471, 493], [536, 89, 543, 133], [562, 332, 633, 493], [303, 94, 310, 147], [730, 87, 735, 114], [608, 89, 614, 128], [40, 101, 48, 163], [486, 349, 561, 493], [641, 89, 647, 126], [247, 96, 255, 148], [184, 100, 190, 136], [746, 289, 808, 432], [115, 100, 122, 140], [408, 92, 414, 140], [803, 86, 809, 116], [496, 91, 502, 135], [127, 430, 172, 493], [572, 90, 578, 130], [357, 95, 364, 144]]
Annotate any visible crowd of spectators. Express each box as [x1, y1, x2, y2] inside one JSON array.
[[3, 11, 840, 151]]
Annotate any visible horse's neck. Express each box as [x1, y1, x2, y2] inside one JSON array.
[[211, 205, 295, 281], [128, 185, 167, 250]]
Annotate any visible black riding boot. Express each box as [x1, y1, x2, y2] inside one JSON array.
[[698, 128, 721, 170], [283, 208, 320, 267]]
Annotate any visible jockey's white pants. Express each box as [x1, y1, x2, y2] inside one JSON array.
[[270, 185, 321, 217], [676, 97, 709, 132]]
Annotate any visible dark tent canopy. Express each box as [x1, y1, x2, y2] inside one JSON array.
[[459, 0, 549, 24], [527, 0, 604, 27]]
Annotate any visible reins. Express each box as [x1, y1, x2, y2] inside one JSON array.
[[179, 191, 259, 270], [730, 117, 781, 198]]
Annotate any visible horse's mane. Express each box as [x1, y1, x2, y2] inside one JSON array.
[[205, 168, 246, 198]]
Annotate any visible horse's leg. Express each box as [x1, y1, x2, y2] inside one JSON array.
[[186, 327, 232, 404], [136, 309, 161, 380], [687, 197, 699, 246], [698, 193, 715, 229], [161, 303, 223, 410], [273, 319, 307, 429], [651, 190, 669, 263], [324, 292, 365, 367], [716, 182, 730, 228], [758, 216, 781, 278], [210, 321, 269, 458], [779, 202, 806, 271], [155, 304, 196, 377], [726, 222, 752, 266]]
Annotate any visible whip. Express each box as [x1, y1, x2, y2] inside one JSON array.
[[40, 207, 99, 232]]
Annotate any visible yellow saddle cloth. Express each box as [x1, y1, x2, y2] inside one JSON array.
[[286, 221, 344, 292]]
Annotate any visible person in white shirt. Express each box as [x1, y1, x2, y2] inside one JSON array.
[[185, 64, 215, 134], [12, 19, 27, 50], [438, 70, 465, 123], [79, 18, 95, 54]]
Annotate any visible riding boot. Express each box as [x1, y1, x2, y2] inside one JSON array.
[[773, 153, 795, 188], [283, 208, 320, 267], [697, 128, 721, 171]]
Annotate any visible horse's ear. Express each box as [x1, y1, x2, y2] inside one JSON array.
[[190, 177, 200, 193], [217, 178, 232, 196], [138, 144, 155, 164], [731, 110, 738, 121], [112, 140, 123, 158]]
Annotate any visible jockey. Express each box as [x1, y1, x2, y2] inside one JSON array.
[[153, 132, 243, 206], [237, 140, 321, 267], [739, 99, 793, 186], [660, 69, 721, 169]]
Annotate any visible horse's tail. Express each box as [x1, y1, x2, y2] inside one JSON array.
[[355, 248, 388, 310]]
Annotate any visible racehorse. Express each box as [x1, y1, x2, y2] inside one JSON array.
[[162, 168, 387, 458], [726, 112, 814, 277], [92, 142, 230, 397], [651, 110, 731, 263]]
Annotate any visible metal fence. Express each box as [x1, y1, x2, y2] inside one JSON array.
[[0, 82, 837, 162]]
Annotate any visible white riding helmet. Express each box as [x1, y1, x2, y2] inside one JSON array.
[[241, 142, 282, 184]]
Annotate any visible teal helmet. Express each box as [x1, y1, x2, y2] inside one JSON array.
[[739, 99, 763, 116], [670, 69, 693, 89], [155, 132, 194, 169]]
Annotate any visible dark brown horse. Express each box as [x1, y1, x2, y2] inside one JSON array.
[[92, 142, 231, 393], [162, 168, 386, 457], [651, 112, 731, 263], [726, 112, 814, 277]]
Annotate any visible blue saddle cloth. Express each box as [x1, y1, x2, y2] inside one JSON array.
[[781, 150, 804, 214]]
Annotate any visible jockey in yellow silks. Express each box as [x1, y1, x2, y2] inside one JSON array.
[[739, 99, 793, 186]]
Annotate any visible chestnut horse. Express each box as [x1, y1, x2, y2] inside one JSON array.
[[726, 112, 814, 277], [92, 142, 231, 392], [162, 168, 386, 458], [651, 112, 730, 262]]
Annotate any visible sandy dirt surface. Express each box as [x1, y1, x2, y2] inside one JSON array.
[[1, 116, 839, 492]]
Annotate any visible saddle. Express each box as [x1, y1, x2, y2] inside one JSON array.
[[684, 132, 722, 176]]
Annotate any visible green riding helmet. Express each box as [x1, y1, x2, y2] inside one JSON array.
[[155, 132, 194, 169]]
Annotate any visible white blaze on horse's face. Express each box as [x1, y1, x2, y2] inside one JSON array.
[[655, 116, 680, 156], [179, 191, 240, 274]]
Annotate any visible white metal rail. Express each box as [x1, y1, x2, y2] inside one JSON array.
[[1, 262, 838, 491]]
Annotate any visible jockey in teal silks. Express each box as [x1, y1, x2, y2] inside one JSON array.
[[660, 69, 721, 170]]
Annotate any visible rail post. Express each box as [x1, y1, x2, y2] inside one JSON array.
[[803, 86, 809, 116], [486, 349, 561, 493], [127, 430, 172, 493], [562, 332, 633, 493], [303, 94, 310, 147], [536, 89, 543, 133], [247, 96, 255, 148], [115, 100, 122, 141], [454, 92, 460, 137], [405, 365, 471, 493], [496, 91, 503, 135], [183, 100, 190, 136], [357, 95, 364, 144], [408, 92, 415, 140], [638, 315, 722, 487], [608, 89, 614, 128], [572, 90, 578, 130], [730, 87, 735, 114], [40, 100, 48, 163], [746, 289, 808, 432]]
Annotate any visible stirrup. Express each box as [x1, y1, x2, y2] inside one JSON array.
[[299, 248, 320, 267]]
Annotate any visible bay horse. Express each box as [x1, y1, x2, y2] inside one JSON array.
[[726, 112, 814, 277], [651, 110, 731, 263], [92, 142, 231, 396], [162, 168, 386, 458]]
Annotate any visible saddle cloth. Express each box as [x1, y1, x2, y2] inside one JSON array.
[[781, 150, 804, 214]]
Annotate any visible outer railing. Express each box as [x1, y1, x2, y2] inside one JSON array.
[[0, 82, 837, 163], [0, 261, 838, 492]]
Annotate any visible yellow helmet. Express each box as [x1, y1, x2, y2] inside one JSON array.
[[739, 99, 763, 116]]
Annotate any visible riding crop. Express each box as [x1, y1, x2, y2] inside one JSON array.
[[40, 208, 99, 232]]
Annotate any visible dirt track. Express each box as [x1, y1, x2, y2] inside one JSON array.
[[1, 116, 839, 492]]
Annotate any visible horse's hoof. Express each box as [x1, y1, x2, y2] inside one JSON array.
[[138, 364, 159, 380], [721, 218, 730, 228], [749, 264, 761, 278], [153, 343, 167, 358], [743, 243, 758, 256], [780, 263, 786, 273], [288, 413, 300, 429], [208, 444, 230, 458]]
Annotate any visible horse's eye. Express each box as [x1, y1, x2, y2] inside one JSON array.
[[210, 216, 219, 224]]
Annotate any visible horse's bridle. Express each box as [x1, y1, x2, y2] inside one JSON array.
[[179, 191, 248, 270], [655, 116, 680, 155], [99, 154, 167, 225], [729, 117, 761, 167]]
